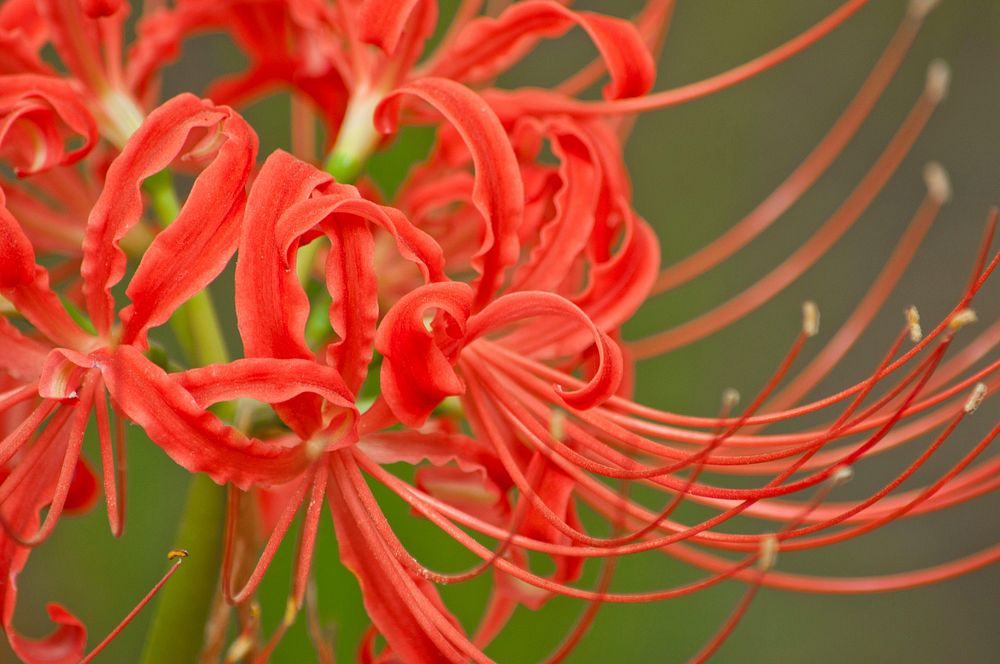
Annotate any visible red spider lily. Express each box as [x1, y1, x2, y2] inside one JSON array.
[[0, 0, 997, 662], [127, 0, 655, 176], [0, 91, 258, 660]]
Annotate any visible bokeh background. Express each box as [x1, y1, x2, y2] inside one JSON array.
[[9, 0, 1000, 661]]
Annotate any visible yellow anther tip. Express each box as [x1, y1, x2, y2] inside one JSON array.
[[923, 162, 952, 203], [964, 383, 987, 414], [905, 306, 922, 343], [802, 301, 820, 337], [925, 59, 951, 103]]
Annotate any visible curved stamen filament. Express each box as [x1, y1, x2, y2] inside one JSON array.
[[632, 71, 945, 358], [652, 5, 932, 293], [79, 551, 189, 664]]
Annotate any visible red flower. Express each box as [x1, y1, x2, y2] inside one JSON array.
[[0, 1, 997, 662], [0, 91, 256, 661]]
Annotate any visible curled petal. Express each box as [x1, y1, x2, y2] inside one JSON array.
[[238, 150, 444, 401], [7, 603, 86, 664], [504, 210, 660, 360], [433, 0, 655, 99], [100, 346, 310, 489], [237, 150, 331, 363], [573, 211, 660, 331], [38, 348, 94, 400], [466, 291, 623, 409], [376, 282, 473, 427], [0, 75, 97, 175], [175, 357, 355, 413], [83, 93, 257, 342], [508, 118, 600, 292], [376, 78, 524, 308]]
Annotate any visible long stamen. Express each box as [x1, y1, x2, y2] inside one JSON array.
[[632, 61, 949, 358], [79, 550, 189, 664], [762, 168, 948, 413], [652, 0, 933, 293]]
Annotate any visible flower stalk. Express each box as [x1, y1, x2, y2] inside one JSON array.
[[140, 171, 230, 664]]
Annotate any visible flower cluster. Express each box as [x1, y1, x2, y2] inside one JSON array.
[[0, 0, 996, 662]]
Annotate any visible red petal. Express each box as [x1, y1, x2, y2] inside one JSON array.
[[375, 282, 473, 427], [0, 318, 49, 382], [328, 451, 479, 664], [432, 0, 655, 99], [81, 0, 120, 18], [0, 189, 36, 288], [466, 291, 623, 410], [100, 346, 310, 489], [507, 118, 600, 292], [496, 454, 583, 610], [360, 429, 506, 488], [37, 348, 94, 400], [502, 211, 660, 361], [175, 358, 353, 411], [236, 150, 330, 364], [35, 0, 127, 92], [376, 78, 524, 309], [0, 189, 91, 349], [357, 0, 423, 55], [1, 415, 87, 663], [238, 150, 445, 402], [323, 216, 378, 395], [82, 93, 257, 342], [64, 456, 98, 514], [7, 603, 87, 664], [0, 74, 97, 175]]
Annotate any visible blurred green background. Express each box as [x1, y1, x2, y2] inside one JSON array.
[[9, 0, 1000, 662]]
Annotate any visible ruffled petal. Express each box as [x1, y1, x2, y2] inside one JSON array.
[[375, 282, 472, 427], [238, 150, 444, 403], [82, 93, 257, 342], [432, 0, 655, 99], [100, 345, 311, 489], [0, 74, 97, 175], [507, 118, 600, 292], [466, 291, 623, 410], [123, 96, 256, 346], [376, 78, 523, 309], [175, 357, 355, 413]]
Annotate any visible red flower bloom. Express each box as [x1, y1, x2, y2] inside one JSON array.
[[0, 91, 256, 661], [0, 0, 997, 662]]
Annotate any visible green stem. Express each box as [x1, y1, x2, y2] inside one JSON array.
[[140, 87, 379, 659], [140, 171, 230, 664], [140, 475, 225, 664], [322, 89, 383, 182]]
